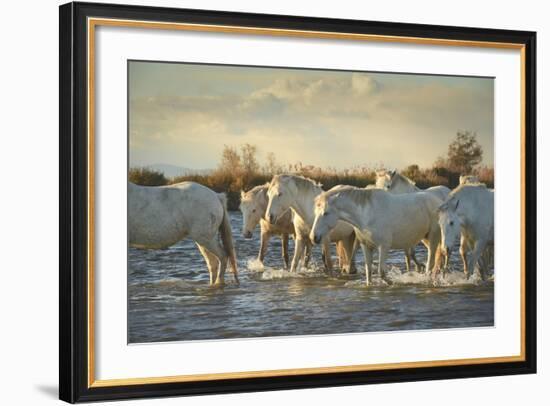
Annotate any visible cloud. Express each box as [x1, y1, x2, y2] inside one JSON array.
[[237, 73, 381, 117], [351, 73, 380, 95], [129, 68, 493, 170]]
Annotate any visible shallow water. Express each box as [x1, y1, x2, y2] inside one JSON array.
[[128, 212, 494, 343]]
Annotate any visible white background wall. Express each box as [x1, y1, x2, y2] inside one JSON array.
[[0, 0, 546, 404]]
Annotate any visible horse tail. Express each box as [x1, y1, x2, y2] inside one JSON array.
[[217, 193, 239, 284]]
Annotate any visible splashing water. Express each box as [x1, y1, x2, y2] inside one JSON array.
[[128, 212, 494, 343]]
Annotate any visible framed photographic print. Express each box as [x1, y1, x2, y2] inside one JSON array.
[[59, 1, 537, 403]]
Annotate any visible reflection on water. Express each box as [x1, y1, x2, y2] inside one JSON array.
[[128, 212, 494, 343]]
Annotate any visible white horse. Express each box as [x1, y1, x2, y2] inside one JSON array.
[[364, 182, 422, 272], [459, 175, 480, 185], [265, 175, 356, 274], [438, 184, 494, 279], [310, 186, 442, 285], [240, 184, 309, 269], [375, 169, 451, 272], [128, 182, 239, 286], [375, 169, 451, 201]]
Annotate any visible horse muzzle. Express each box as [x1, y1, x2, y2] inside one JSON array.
[[243, 230, 253, 239], [311, 233, 322, 245]]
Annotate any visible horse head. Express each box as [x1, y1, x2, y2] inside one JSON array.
[[265, 175, 296, 224], [310, 191, 340, 244], [438, 198, 461, 258], [239, 188, 267, 238], [375, 169, 396, 190]]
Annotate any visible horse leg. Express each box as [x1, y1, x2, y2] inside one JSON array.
[[459, 235, 468, 276], [322, 238, 333, 271], [258, 231, 270, 265], [434, 238, 450, 275], [335, 241, 344, 269], [425, 240, 439, 276], [469, 240, 487, 280], [304, 240, 312, 268], [337, 238, 348, 273], [290, 237, 306, 273], [341, 235, 357, 274], [480, 245, 493, 278], [425, 221, 442, 276], [378, 245, 390, 283], [478, 253, 487, 280], [411, 247, 424, 272], [348, 237, 359, 274], [196, 243, 219, 285], [361, 243, 374, 286], [282, 233, 290, 270], [431, 244, 445, 277], [200, 238, 228, 286], [404, 249, 411, 273]]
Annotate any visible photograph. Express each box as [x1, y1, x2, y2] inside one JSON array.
[[56, 2, 537, 402], [127, 60, 495, 344]]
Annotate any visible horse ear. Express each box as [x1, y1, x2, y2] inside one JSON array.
[[240, 190, 245, 198], [390, 169, 396, 178]]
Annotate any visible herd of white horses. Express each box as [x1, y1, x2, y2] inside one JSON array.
[[129, 170, 494, 287]]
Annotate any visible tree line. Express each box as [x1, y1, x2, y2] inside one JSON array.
[[130, 131, 493, 211]]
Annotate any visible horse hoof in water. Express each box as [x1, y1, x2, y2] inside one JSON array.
[[382, 277, 393, 286], [342, 266, 357, 275]]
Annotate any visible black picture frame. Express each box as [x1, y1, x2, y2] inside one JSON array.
[[59, 1, 537, 403]]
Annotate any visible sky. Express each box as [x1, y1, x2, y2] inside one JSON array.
[[129, 61, 494, 171]]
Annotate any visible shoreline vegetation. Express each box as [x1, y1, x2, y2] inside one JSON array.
[[130, 131, 494, 211]]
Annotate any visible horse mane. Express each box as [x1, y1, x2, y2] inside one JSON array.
[[241, 183, 269, 202], [318, 185, 378, 207], [394, 172, 417, 187], [450, 182, 488, 198], [439, 183, 488, 213], [272, 174, 322, 194], [443, 183, 488, 209]]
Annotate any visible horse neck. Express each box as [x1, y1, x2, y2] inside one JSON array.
[[454, 190, 479, 230], [255, 188, 269, 213], [334, 193, 367, 230], [392, 175, 419, 193], [289, 184, 321, 225]]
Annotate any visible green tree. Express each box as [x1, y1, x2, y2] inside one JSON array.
[[446, 131, 483, 174]]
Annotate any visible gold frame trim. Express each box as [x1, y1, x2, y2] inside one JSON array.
[[87, 17, 527, 388]]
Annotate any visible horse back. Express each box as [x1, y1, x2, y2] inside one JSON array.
[[426, 185, 451, 202], [129, 182, 224, 248]]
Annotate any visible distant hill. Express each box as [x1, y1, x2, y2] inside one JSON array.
[[144, 164, 212, 178]]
